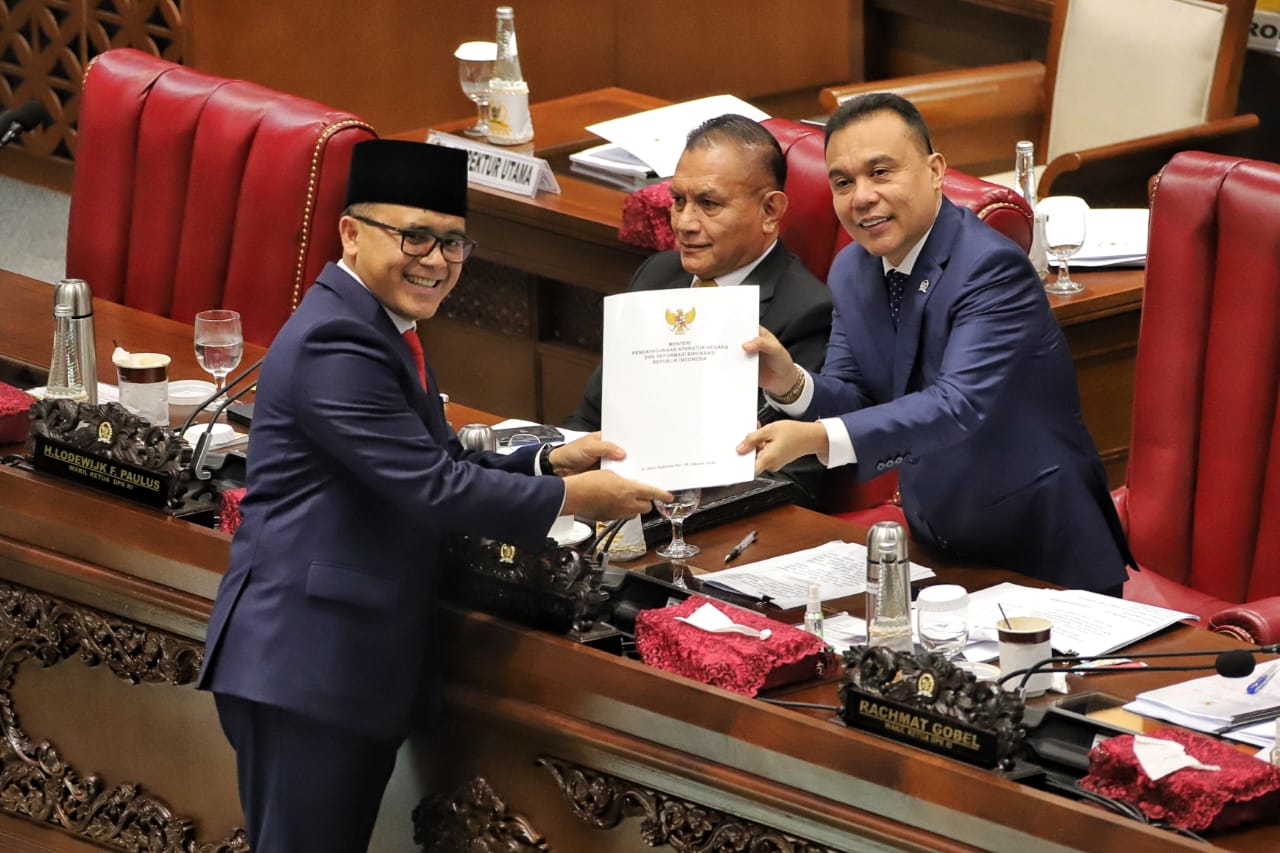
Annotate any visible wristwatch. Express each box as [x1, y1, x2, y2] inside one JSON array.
[[537, 443, 556, 476]]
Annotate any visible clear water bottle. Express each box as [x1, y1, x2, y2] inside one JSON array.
[[46, 279, 97, 403], [1014, 139, 1037, 208], [866, 521, 913, 653], [487, 6, 533, 145]]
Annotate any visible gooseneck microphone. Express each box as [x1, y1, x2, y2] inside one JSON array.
[[999, 645, 1279, 693], [0, 100, 52, 149]]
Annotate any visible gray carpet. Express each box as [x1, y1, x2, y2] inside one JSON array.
[[0, 176, 69, 284]]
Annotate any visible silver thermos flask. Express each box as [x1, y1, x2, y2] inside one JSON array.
[[48, 278, 97, 405], [457, 423, 497, 452], [866, 520, 914, 653]]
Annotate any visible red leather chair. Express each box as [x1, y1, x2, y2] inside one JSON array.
[[1116, 151, 1280, 643], [66, 49, 376, 347]]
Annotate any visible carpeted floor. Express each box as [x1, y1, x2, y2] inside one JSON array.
[[0, 175, 69, 284]]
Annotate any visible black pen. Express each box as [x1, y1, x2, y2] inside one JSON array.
[[724, 529, 758, 564]]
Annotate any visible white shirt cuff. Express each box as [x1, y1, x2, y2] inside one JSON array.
[[820, 418, 857, 469]]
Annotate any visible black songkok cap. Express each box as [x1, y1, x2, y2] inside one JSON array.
[[344, 139, 468, 217]]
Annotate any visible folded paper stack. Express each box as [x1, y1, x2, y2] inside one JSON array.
[[635, 595, 832, 696]]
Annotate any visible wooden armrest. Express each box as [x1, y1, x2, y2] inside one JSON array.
[[1041, 113, 1261, 206], [819, 61, 1045, 120], [819, 62, 1046, 176]]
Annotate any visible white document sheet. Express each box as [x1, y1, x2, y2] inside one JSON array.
[[698, 540, 936, 610], [585, 94, 769, 177], [601, 286, 759, 491]]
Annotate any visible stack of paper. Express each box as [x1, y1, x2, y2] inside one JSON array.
[[698, 540, 936, 610], [1126, 672, 1280, 747], [1066, 207, 1149, 268], [581, 94, 770, 179], [568, 144, 656, 190]]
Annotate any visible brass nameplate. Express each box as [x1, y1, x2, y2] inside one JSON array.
[[841, 690, 1000, 767], [32, 434, 174, 508]]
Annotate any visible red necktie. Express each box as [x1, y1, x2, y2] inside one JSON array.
[[402, 329, 427, 390]]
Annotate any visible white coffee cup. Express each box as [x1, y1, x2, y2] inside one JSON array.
[[997, 615, 1053, 697]]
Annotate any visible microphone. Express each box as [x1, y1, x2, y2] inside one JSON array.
[[0, 100, 51, 149], [999, 645, 1277, 693], [190, 378, 259, 480], [176, 358, 265, 439]]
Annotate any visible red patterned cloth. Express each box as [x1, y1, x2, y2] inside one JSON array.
[[0, 382, 34, 445], [1080, 727, 1280, 832], [618, 181, 676, 251], [219, 486, 247, 535], [635, 595, 830, 696]]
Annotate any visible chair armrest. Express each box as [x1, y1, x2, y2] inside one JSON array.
[[1040, 113, 1261, 207], [1208, 598, 1280, 647], [820, 62, 1046, 176]]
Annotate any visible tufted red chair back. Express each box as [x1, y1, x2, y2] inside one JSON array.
[[1117, 151, 1280, 623], [66, 49, 376, 347], [760, 117, 1032, 284]]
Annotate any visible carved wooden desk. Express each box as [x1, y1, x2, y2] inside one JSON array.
[[5, 270, 1263, 853]]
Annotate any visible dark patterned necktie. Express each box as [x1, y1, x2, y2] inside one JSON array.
[[886, 269, 909, 326], [402, 329, 427, 390]]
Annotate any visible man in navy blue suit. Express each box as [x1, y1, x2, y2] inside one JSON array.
[[197, 140, 669, 852], [739, 93, 1131, 593]]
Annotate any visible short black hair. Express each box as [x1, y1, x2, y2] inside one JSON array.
[[685, 114, 787, 190], [825, 92, 933, 156]]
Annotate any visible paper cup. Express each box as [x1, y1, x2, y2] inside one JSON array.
[[998, 615, 1053, 697]]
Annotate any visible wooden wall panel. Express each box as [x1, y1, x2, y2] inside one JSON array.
[[185, 1, 618, 136], [615, 0, 851, 103]]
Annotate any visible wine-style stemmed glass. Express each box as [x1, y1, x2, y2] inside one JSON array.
[[455, 41, 497, 138], [1039, 195, 1088, 295], [654, 488, 702, 560], [194, 309, 244, 405]]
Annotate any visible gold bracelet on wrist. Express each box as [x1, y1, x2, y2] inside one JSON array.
[[772, 366, 807, 405]]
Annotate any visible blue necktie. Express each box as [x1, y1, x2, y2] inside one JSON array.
[[886, 269, 909, 326]]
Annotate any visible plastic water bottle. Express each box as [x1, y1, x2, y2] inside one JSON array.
[[487, 6, 533, 145]]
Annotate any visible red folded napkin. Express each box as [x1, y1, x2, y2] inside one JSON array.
[[0, 381, 34, 444], [219, 486, 247, 535], [635, 595, 830, 696], [1080, 727, 1280, 832]]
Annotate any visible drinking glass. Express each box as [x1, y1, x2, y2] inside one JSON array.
[[654, 488, 701, 560], [455, 41, 497, 138], [194, 309, 244, 404], [1039, 195, 1088, 295], [915, 584, 969, 660]]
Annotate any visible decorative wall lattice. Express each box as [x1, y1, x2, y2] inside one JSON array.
[[0, 0, 185, 162]]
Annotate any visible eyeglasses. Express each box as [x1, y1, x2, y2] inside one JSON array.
[[350, 214, 478, 263]]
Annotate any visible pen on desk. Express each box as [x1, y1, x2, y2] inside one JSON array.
[[724, 529, 758, 564], [1247, 662, 1278, 695]]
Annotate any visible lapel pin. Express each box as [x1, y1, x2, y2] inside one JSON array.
[[918, 279, 930, 293]]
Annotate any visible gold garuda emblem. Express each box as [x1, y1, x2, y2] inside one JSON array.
[[665, 306, 696, 334]]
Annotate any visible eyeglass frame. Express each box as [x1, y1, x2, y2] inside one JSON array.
[[349, 214, 478, 263]]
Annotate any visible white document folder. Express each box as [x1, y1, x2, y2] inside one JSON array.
[[600, 286, 759, 490]]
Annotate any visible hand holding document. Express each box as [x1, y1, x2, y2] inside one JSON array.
[[601, 286, 759, 490]]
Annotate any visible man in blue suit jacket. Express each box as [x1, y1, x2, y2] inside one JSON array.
[[739, 93, 1130, 593], [197, 140, 668, 853]]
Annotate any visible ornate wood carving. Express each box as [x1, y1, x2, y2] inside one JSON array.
[[0, 1, 186, 163], [0, 578, 247, 852], [536, 756, 839, 853], [412, 776, 549, 853]]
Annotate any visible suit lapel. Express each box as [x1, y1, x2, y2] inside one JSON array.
[[892, 201, 958, 398]]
